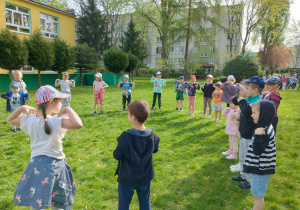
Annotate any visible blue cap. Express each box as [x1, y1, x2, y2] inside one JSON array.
[[11, 83, 20, 88], [178, 76, 184, 80], [124, 74, 129, 79], [243, 76, 265, 89]]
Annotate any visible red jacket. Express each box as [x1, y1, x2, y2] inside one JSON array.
[[262, 91, 282, 117]]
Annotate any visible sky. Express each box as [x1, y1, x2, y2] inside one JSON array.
[[290, 0, 300, 23]]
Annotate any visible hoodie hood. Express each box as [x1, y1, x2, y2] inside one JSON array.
[[256, 100, 275, 128]]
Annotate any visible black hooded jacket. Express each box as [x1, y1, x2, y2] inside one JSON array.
[[113, 129, 160, 187], [243, 100, 277, 175]]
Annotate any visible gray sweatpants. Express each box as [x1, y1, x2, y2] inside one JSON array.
[[11, 105, 21, 130], [203, 97, 212, 116], [239, 137, 251, 184], [61, 92, 71, 108]]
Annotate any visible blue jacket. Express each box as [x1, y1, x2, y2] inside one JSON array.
[[1, 91, 30, 112], [173, 80, 187, 94]]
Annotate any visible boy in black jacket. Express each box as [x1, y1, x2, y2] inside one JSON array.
[[244, 100, 276, 210], [113, 100, 160, 210]]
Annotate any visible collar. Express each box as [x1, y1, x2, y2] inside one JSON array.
[[247, 94, 261, 104]]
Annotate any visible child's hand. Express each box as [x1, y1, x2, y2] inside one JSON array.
[[10, 99, 13, 102], [58, 107, 71, 117], [237, 97, 243, 103], [152, 76, 155, 79], [255, 127, 266, 135], [25, 99, 29, 103], [23, 105, 37, 115], [56, 79, 60, 81]]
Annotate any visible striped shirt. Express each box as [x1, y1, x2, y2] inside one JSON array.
[[243, 125, 276, 175]]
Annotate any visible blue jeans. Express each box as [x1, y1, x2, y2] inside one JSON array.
[[118, 182, 151, 210]]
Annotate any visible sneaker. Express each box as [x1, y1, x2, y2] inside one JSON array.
[[180, 108, 183, 111], [123, 108, 126, 112], [11, 129, 17, 132], [201, 114, 206, 118], [230, 164, 241, 172], [212, 118, 217, 122], [186, 112, 190, 116], [93, 111, 97, 115], [191, 113, 195, 116], [230, 163, 240, 169], [175, 108, 179, 110], [16, 128, 21, 131], [216, 120, 221, 123], [159, 106, 161, 109], [222, 150, 232, 156], [207, 115, 211, 118], [151, 106, 155, 109], [226, 154, 237, 160], [237, 181, 251, 190], [230, 175, 245, 183], [100, 111, 104, 114]]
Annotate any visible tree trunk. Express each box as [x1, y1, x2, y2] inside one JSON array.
[[80, 69, 83, 86], [184, 0, 192, 79], [161, 0, 169, 78], [9, 69, 13, 82], [58, 72, 61, 79], [132, 70, 134, 82], [38, 70, 41, 87]]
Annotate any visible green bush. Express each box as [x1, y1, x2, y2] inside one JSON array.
[[223, 55, 259, 82], [103, 46, 128, 74], [219, 76, 227, 83]]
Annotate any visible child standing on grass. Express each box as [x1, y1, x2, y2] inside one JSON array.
[[151, 71, 166, 109], [230, 76, 265, 190], [10, 70, 27, 93], [220, 75, 239, 107], [244, 100, 276, 210], [93, 73, 109, 115], [118, 74, 135, 111], [173, 76, 187, 111], [183, 75, 200, 116], [113, 100, 160, 210], [212, 82, 223, 122], [201, 74, 215, 118], [55, 72, 75, 108], [6, 85, 82, 209], [222, 97, 240, 160], [1, 83, 30, 132]]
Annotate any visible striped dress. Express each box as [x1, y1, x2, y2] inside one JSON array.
[[243, 125, 276, 175]]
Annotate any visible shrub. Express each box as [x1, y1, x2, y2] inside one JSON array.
[[103, 46, 128, 74]]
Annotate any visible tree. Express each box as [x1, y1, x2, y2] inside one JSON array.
[[74, 43, 100, 86], [52, 39, 75, 79], [77, 0, 109, 56], [285, 19, 300, 68], [103, 46, 128, 74], [223, 55, 259, 82], [0, 29, 28, 82], [258, 44, 291, 70], [35, 0, 68, 10], [124, 52, 139, 81], [25, 30, 54, 87]]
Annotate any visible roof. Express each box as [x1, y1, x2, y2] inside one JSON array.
[[201, 62, 215, 68], [24, 0, 75, 17], [244, 52, 258, 57]]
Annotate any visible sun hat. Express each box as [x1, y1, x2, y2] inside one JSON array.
[[207, 74, 213, 79], [178, 76, 184, 80], [243, 76, 265, 89], [95, 73, 102, 77], [190, 75, 196, 79], [156, 71, 162, 75], [35, 85, 68, 105], [11, 83, 20, 88], [265, 77, 281, 85], [227, 75, 235, 81], [124, 74, 129, 79]]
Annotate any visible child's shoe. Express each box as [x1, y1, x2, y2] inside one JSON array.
[[186, 112, 190, 116], [175, 107, 179, 110], [180, 108, 183, 111], [212, 118, 216, 122], [123, 108, 125, 112], [201, 114, 206, 118], [93, 111, 97, 115], [230, 175, 245, 183], [191, 113, 194, 116], [16, 128, 21, 131], [159, 106, 161, 109], [226, 154, 237, 159], [222, 150, 232, 156], [11, 129, 17, 132], [230, 163, 241, 172], [237, 181, 251, 190], [151, 106, 155, 109], [216, 120, 221, 123], [207, 115, 211, 118], [100, 111, 104, 114]]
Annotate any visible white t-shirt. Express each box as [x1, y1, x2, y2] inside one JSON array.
[[21, 114, 67, 159], [93, 81, 107, 91], [58, 80, 71, 92]]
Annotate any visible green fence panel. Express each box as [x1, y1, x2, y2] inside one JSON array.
[[0, 74, 11, 92]]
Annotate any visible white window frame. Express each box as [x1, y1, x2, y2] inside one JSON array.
[[227, 45, 237, 52], [40, 13, 59, 39], [200, 42, 208, 46], [200, 53, 208, 57], [233, 33, 239, 40], [5, 3, 31, 35], [157, 36, 162, 42], [156, 47, 162, 54], [209, 58, 214, 64], [210, 47, 214, 52], [193, 47, 198, 53]]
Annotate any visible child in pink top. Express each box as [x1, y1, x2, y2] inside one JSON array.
[[93, 73, 108, 115], [222, 97, 240, 160]]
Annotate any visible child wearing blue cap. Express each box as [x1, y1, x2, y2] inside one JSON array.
[[151, 71, 166, 109], [1, 83, 30, 132], [173, 76, 187, 111], [118, 74, 135, 111]]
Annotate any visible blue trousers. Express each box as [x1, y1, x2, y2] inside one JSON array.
[[118, 182, 151, 210]]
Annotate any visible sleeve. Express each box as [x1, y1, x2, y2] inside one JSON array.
[[113, 135, 125, 160], [20, 114, 31, 135], [93, 81, 96, 86], [1, 92, 10, 100], [130, 83, 133, 87], [163, 80, 166, 86], [252, 134, 269, 156], [220, 82, 228, 90], [223, 107, 230, 117], [153, 135, 160, 153], [201, 85, 205, 93], [239, 99, 252, 116], [232, 96, 239, 105], [151, 77, 154, 83], [24, 93, 30, 101], [196, 83, 200, 90], [119, 83, 123, 87], [212, 91, 216, 98], [173, 80, 177, 84], [54, 115, 68, 138]]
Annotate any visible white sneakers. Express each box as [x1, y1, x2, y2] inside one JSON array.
[[230, 163, 241, 172]]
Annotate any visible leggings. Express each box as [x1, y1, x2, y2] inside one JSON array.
[[291, 83, 296, 89], [188, 96, 196, 114], [203, 97, 212, 115], [152, 92, 161, 107], [94, 91, 104, 105], [62, 95, 71, 108], [229, 135, 239, 155], [123, 95, 131, 109]]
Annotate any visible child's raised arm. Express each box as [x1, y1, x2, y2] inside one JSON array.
[[59, 107, 83, 130], [71, 80, 75, 88], [7, 105, 37, 126], [131, 82, 135, 88], [55, 79, 60, 87], [151, 77, 155, 82], [118, 81, 123, 87]]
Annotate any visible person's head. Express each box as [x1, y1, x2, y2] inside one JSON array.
[[128, 100, 150, 125], [238, 83, 247, 97], [124, 74, 129, 82], [178, 76, 184, 83], [243, 76, 265, 97], [35, 85, 68, 135], [190, 75, 196, 83], [62, 72, 69, 81], [268, 74, 271, 78], [156, 71, 162, 79], [229, 97, 239, 110], [251, 100, 275, 126], [11, 83, 20, 94], [215, 82, 222, 90], [227, 75, 236, 84], [265, 77, 280, 92], [95, 72, 103, 81], [13, 70, 23, 81], [206, 74, 213, 83]]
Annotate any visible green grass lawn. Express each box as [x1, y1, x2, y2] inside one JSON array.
[[0, 77, 299, 209]]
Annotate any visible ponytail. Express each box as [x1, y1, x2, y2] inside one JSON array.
[[39, 102, 52, 135]]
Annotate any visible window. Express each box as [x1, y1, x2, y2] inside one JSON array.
[[209, 58, 214, 64], [156, 47, 162, 54], [157, 36, 162, 42], [40, 13, 59, 39], [200, 53, 208, 57], [233, 33, 239, 40], [169, 58, 184, 64], [170, 46, 184, 53], [193, 47, 198, 53], [227, 45, 237, 52], [5, 3, 31, 34], [210, 47, 214, 52], [200, 42, 208, 46]]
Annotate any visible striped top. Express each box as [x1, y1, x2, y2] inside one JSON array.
[[243, 125, 276, 175]]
